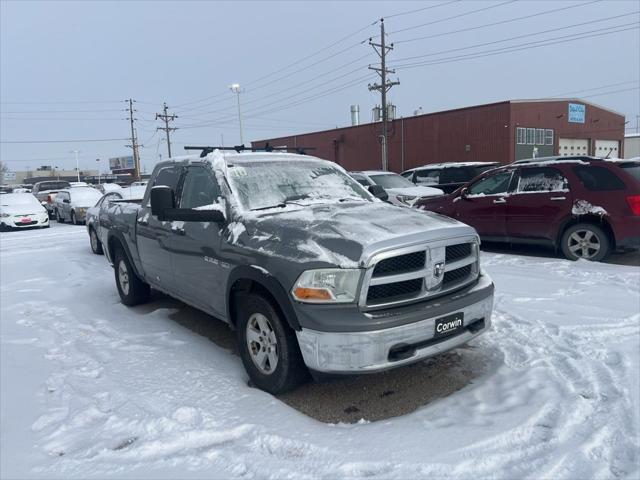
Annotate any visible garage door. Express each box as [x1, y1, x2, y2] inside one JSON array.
[[559, 138, 589, 156], [594, 140, 620, 158]]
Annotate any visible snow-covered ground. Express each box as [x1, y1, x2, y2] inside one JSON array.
[[1, 224, 639, 479]]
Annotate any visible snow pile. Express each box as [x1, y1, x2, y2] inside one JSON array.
[[1, 225, 639, 479], [572, 199, 608, 216]]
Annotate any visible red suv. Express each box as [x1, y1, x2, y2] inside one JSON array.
[[415, 157, 640, 261]]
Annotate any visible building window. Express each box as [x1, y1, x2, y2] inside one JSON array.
[[527, 128, 536, 145], [536, 129, 545, 145], [545, 129, 554, 145], [516, 127, 526, 145]]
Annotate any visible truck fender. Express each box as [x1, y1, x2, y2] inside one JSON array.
[[106, 231, 144, 279], [226, 265, 300, 331]]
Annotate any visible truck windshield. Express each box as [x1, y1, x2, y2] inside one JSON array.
[[369, 173, 415, 189], [227, 161, 371, 211]]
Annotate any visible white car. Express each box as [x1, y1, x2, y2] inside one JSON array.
[[0, 193, 50, 231], [98, 183, 122, 194], [350, 170, 444, 207]]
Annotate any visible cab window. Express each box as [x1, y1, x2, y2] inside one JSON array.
[[179, 167, 221, 209]]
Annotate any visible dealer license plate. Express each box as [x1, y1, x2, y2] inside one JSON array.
[[434, 312, 464, 339], [20, 217, 32, 223]]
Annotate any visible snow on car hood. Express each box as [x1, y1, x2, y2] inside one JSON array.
[[0, 204, 46, 216], [230, 202, 475, 268], [386, 186, 444, 197]]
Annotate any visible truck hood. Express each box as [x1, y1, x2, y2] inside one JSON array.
[[233, 201, 476, 268]]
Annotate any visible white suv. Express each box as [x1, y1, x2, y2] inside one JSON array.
[[350, 170, 443, 207]]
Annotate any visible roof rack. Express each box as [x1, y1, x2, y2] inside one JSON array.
[[513, 155, 602, 164], [184, 144, 316, 158]]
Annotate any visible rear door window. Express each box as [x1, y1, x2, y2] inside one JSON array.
[[615, 162, 640, 183], [415, 169, 440, 185], [517, 167, 568, 192], [572, 165, 626, 191]]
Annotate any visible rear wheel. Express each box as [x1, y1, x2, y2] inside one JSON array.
[[236, 293, 308, 394], [561, 223, 610, 262], [114, 248, 150, 306], [56, 209, 64, 223], [71, 211, 77, 225], [89, 228, 104, 255]]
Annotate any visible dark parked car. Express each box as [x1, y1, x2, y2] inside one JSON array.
[[415, 158, 640, 261], [402, 162, 500, 194], [101, 150, 495, 394]]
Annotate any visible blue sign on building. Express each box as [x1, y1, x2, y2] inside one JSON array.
[[568, 103, 586, 123]]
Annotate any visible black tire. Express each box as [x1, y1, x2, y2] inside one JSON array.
[[114, 248, 150, 306], [71, 211, 78, 225], [89, 227, 104, 255], [236, 293, 308, 394], [56, 209, 64, 223], [560, 223, 611, 262]]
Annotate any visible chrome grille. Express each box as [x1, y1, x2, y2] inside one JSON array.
[[367, 278, 423, 302], [372, 251, 426, 277], [360, 237, 479, 309], [445, 243, 471, 262]]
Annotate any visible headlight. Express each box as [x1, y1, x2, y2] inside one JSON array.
[[292, 268, 361, 303], [396, 195, 417, 204], [77, 207, 86, 214]]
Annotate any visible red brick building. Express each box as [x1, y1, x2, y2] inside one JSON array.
[[253, 99, 626, 172]]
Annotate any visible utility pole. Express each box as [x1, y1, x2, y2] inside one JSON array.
[[156, 102, 178, 158], [368, 18, 399, 171], [70, 150, 81, 181], [126, 99, 141, 180]]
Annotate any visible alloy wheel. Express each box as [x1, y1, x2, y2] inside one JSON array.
[[568, 229, 601, 259], [245, 313, 279, 375]]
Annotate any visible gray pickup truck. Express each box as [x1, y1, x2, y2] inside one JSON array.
[[102, 150, 494, 394]]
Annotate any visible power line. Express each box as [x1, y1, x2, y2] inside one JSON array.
[[394, 0, 603, 44], [0, 138, 129, 144], [391, 14, 639, 65], [550, 80, 639, 98], [390, 24, 638, 70], [388, 0, 519, 35], [385, 0, 460, 19], [0, 109, 124, 113], [0, 100, 123, 105], [580, 87, 639, 99]]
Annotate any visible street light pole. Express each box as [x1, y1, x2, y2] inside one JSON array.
[[70, 149, 81, 181], [229, 83, 244, 145], [96, 158, 101, 185]]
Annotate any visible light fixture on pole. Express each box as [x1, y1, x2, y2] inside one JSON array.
[[96, 158, 101, 185], [70, 149, 81, 181], [229, 83, 244, 145]]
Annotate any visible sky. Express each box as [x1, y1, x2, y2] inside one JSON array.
[[1, 0, 639, 174]]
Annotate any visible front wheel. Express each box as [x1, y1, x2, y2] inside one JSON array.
[[236, 293, 308, 394], [89, 228, 104, 255], [56, 209, 64, 223], [71, 211, 78, 225], [560, 223, 610, 262], [114, 248, 150, 306]]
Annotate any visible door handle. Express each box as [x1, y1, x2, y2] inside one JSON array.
[[493, 197, 507, 204], [172, 227, 185, 235], [550, 197, 566, 201]]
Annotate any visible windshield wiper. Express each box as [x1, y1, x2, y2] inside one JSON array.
[[251, 194, 311, 211]]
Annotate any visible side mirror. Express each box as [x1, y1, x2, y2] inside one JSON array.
[[368, 184, 389, 202], [150, 185, 175, 220], [460, 187, 469, 200], [63, 198, 70, 204]]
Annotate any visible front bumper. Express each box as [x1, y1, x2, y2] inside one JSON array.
[[1, 214, 49, 229], [296, 273, 494, 373]]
